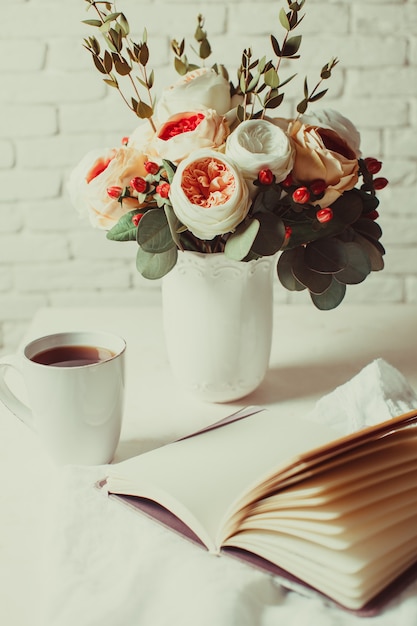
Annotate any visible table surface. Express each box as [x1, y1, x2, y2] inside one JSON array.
[[1, 304, 417, 625]]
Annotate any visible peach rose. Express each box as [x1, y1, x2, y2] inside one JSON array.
[[156, 68, 231, 122], [169, 149, 250, 240], [68, 146, 147, 229], [288, 119, 359, 208], [145, 109, 229, 164], [300, 109, 361, 158]]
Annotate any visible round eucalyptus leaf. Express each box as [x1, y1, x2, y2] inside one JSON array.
[[310, 279, 346, 310], [106, 210, 139, 241], [353, 218, 383, 241], [136, 246, 177, 279], [277, 249, 306, 292], [304, 238, 348, 274], [137, 208, 175, 253], [292, 252, 333, 294], [251, 212, 286, 256], [224, 219, 260, 261], [334, 242, 371, 285], [354, 233, 385, 271]]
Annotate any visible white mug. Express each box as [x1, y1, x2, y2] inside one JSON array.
[[0, 330, 126, 465]]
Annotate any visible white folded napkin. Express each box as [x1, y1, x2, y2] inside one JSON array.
[[37, 359, 417, 626]]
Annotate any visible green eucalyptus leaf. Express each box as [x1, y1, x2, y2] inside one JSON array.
[[309, 88, 328, 102], [174, 57, 187, 75], [310, 279, 346, 310], [82, 19, 102, 27], [279, 8, 291, 31], [103, 78, 119, 88], [265, 92, 284, 109], [282, 35, 302, 57], [139, 42, 149, 66], [200, 39, 211, 60], [354, 217, 383, 241], [93, 55, 106, 74], [119, 13, 130, 36], [296, 98, 308, 114], [264, 67, 279, 88], [103, 50, 113, 73], [136, 246, 178, 279], [270, 34, 281, 57], [106, 210, 139, 241], [162, 159, 177, 183], [251, 212, 286, 256], [137, 208, 174, 253], [224, 219, 260, 261], [292, 251, 333, 294], [136, 101, 154, 119], [114, 57, 131, 75], [334, 242, 371, 285], [277, 248, 306, 292], [164, 203, 182, 248], [304, 238, 348, 274], [353, 233, 385, 271]]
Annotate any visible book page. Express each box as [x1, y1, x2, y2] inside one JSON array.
[[105, 409, 337, 551]]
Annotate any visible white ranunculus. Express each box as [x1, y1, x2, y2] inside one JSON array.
[[300, 109, 361, 157], [156, 68, 231, 122], [225, 119, 294, 184], [169, 149, 250, 240]]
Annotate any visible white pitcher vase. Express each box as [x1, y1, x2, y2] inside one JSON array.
[[161, 250, 275, 402]]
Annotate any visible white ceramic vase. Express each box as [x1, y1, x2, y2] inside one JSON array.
[[161, 250, 275, 402]]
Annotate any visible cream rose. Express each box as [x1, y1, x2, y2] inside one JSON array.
[[300, 109, 361, 158], [145, 109, 229, 164], [225, 119, 294, 184], [156, 68, 231, 122], [68, 146, 147, 229], [169, 149, 250, 240], [289, 120, 359, 208]]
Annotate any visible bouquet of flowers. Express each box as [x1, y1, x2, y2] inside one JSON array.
[[69, 0, 388, 310]]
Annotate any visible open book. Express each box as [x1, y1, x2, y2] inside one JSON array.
[[102, 406, 417, 614]]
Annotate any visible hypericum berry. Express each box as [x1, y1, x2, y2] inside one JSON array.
[[144, 161, 160, 175], [132, 213, 143, 227], [121, 136, 129, 146], [107, 185, 123, 199], [130, 176, 147, 193], [365, 210, 379, 221], [258, 168, 274, 185], [281, 173, 294, 188], [292, 186, 310, 204], [316, 207, 333, 223], [284, 225, 292, 239], [156, 182, 170, 198], [364, 157, 382, 175], [373, 177, 389, 190], [310, 179, 326, 196]]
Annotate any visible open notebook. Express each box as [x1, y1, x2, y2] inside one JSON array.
[[100, 405, 417, 614]]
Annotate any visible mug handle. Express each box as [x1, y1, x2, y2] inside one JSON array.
[[0, 355, 35, 430]]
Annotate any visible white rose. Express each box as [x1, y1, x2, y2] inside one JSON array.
[[156, 68, 231, 122], [300, 109, 361, 158], [145, 109, 229, 164], [225, 119, 294, 185], [169, 149, 250, 240]]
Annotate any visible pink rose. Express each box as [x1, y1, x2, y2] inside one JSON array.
[[288, 120, 359, 208], [169, 149, 250, 240], [145, 109, 229, 164], [68, 146, 148, 229]]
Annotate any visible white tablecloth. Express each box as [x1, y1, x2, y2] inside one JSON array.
[[2, 305, 417, 626]]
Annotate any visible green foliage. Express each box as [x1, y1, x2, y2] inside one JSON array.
[[106, 210, 140, 241], [224, 219, 260, 261], [136, 246, 178, 279]]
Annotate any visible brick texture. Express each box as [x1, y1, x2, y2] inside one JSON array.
[[0, 0, 416, 351]]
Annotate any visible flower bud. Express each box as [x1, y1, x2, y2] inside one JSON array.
[[258, 168, 274, 185], [316, 207, 333, 223], [132, 212, 143, 227], [130, 176, 147, 193], [292, 186, 310, 204], [364, 157, 382, 175], [373, 177, 388, 190], [144, 161, 160, 175], [156, 182, 170, 199], [107, 185, 123, 199], [310, 179, 326, 196]]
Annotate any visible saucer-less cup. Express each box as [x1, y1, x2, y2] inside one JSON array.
[[0, 331, 126, 465]]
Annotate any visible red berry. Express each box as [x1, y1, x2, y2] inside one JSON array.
[[130, 176, 147, 193], [284, 225, 292, 239], [292, 186, 310, 204], [365, 210, 379, 221], [310, 179, 326, 196], [316, 207, 333, 223], [107, 185, 122, 199], [121, 136, 129, 146], [281, 173, 294, 188], [364, 157, 382, 175], [373, 177, 388, 190], [132, 213, 143, 227], [258, 168, 274, 185], [144, 161, 160, 175], [156, 182, 170, 199]]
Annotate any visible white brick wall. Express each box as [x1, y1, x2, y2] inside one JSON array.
[[0, 0, 416, 351]]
